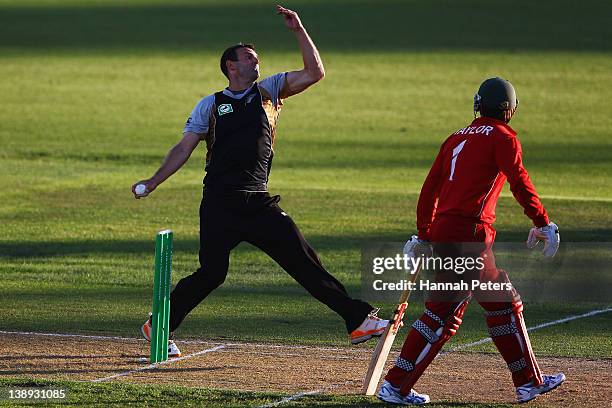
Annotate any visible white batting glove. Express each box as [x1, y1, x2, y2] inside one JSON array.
[[526, 222, 560, 257], [403, 235, 432, 259]]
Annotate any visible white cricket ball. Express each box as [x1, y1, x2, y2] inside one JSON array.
[[135, 184, 147, 195]]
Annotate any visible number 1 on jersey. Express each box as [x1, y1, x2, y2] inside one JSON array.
[[449, 140, 467, 181]]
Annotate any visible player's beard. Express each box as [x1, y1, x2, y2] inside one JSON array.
[[238, 63, 259, 83]]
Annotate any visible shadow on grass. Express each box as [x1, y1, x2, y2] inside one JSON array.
[[1, 0, 610, 53], [5, 140, 612, 171], [2, 227, 612, 259]]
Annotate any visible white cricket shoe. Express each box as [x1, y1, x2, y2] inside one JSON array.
[[377, 380, 430, 405], [350, 308, 389, 345], [516, 373, 566, 403], [168, 340, 182, 358]]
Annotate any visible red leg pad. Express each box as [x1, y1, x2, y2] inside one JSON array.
[[481, 301, 543, 387], [384, 298, 470, 396]]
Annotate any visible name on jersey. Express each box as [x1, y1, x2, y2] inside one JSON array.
[[453, 125, 494, 136]]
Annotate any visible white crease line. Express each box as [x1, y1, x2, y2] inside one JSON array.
[[257, 306, 612, 408], [0, 330, 367, 354], [441, 307, 612, 355], [90, 345, 226, 383], [259, 379, 361, 408], [525, 307, 612, 330], [258, 390, 322, 408]]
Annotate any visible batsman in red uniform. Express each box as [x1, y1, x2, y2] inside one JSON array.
[[377, 78, 565, 405]]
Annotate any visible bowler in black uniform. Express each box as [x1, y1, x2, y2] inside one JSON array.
[[133, 5, 387, 357]]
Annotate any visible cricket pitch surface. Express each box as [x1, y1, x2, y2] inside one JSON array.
[[1, 332, 610, 407]]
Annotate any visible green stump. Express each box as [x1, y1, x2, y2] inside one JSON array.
[[150, 229, 173, 363]]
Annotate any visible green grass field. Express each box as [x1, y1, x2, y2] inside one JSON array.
[[1, 0, 611, 406]]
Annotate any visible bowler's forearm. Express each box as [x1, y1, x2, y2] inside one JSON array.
[[294, 27, 325, 79], [150, 143, 193, 187]]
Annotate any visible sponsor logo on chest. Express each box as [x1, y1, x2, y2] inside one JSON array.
[[217, 103, 233, 116]]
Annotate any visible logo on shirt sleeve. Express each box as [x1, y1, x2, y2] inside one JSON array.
[[185, 117, 192, 126], [217, 104, 233, 116]]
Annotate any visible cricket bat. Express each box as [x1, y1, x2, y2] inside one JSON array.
[[362, 263, 422, 395]]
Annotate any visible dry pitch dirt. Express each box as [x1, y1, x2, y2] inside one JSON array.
[[1, 332, 610, 407]]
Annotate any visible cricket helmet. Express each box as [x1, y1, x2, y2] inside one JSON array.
[[473, 77, 518, 119]]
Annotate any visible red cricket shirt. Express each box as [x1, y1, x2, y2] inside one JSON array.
[[417, 117, 549, 240]]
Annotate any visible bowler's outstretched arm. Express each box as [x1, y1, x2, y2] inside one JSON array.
[[277, 5, 325, 98]]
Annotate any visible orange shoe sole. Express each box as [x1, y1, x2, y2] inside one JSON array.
[[350, 327, 385, 344]]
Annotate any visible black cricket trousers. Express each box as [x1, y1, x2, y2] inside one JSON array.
[[169, 190, 373, 333]]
